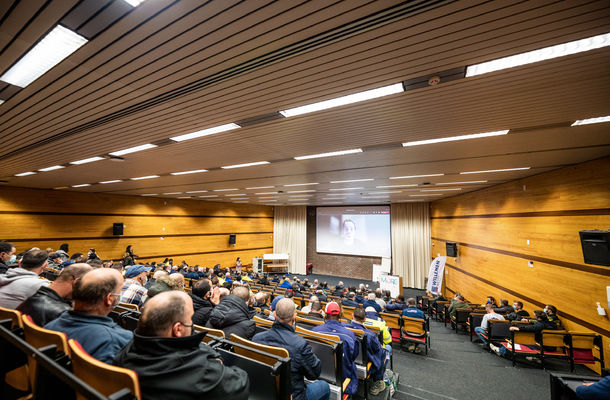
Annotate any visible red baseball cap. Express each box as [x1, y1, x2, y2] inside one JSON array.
[[325, 302, 341, 315]]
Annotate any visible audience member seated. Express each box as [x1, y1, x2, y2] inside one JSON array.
[[280, 276, 293, 289], [185, 267, 200, 280], [272, 275, 280, 283], [0, 249, 50, 308], [374, 289, 386, 309], [120, 265, 152, 307], [301, 295, 319, 313], [332, 281, 345, 297], [315, 289, 328, 302], [493, 299, 513, 314], [575, 375, 610, 400], [448, 294, 469, 319], [206, 286, 255, 340], [114, 291, 249, 400], [355, 290, 366, 304], [402, 298, 427, 353], [489, 310, 557, 357], [363, 293, 382, 313], [17, 263, 92, 326], [543, 304, 561, 328], [145, 270, 166, 289], [45, 268, 132, 363], [385, 295, 407, 312], [253, 292, 269, 311], [307, 300, 325, 321], [55, 243, 70, 263], [60, 252, 86, 269], [47, 252, 63, 269], [474, 303, 505, 345], [481, 296, 498, 308], [312, 302, 359, 397], [190, 279, 214, 326], [268, 296, 283, 321], [310, 279, 319, 289], [147, 272, 182, 298], [342, 292, 359, 307], [505, 301, 530, 321], [253, 298, 330, 400], [257, 274, 269, 285]]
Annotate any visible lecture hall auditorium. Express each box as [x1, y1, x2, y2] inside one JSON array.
[[1, 1, 609, 400]]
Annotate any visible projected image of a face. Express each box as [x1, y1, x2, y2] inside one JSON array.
[[342, 220, 356, 244]]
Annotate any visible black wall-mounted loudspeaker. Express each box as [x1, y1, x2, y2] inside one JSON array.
[[113, 223, 124, 236], [229, 234, 236, 245], [579, 230, 610, 266], [446, 242, 458, 257]]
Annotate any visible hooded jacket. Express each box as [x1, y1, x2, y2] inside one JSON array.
[[0, 267, 49, 309], [189, 292, 214, 326], [16, 286, 71, 326], [114, 331, 249, 400], [206, 295, 256, 340]]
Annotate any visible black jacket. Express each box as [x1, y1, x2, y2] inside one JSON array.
[[190, 292, 214, 326], [16, 286, 71, 326], [253, 321, 322, 400], [506, 310, 530, 321], [114, 331, 249, 400], [206, 295, 256, 340], [0, 261, 8, 275], [494, 305, 514, 314]]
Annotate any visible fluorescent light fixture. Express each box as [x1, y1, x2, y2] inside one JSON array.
[[186, 190, 208, 194], [460, 167, 530, 174], [256, 192, 279, 195], [376, 184, 417, 188], [420, 188, 462, 192], [70, 156, 105, 165], [329, 187, 364, 191], [294, 148, 362, 161], [367, 191, 401, 194], [409, 194, 443, 197], [71, 184, 91, 188], [259, 200, 277, 202], [130, 175, 160, 180], [402, 130, 509, 147], [330, 178, 374, 183], [389, 173, 444, 179], [99, 179, 122, 184], [162, 192, 182, 195], [123, 0, 146, 6], [466, 33, 610, 77], [54, 186, 68, 190], [247, 186, 275, 190], [213, 188, 238, 192], [280, 83, 404, 117], [141, 194, 157, 196], [225, 194, 246, 197], [0, 25, 88, 88], [14, 171, 36, 177], [170, 123, 240, 142], [436, 180, 487, 185], [287, 190, 316, 193], [109, 143, 157, 156], [326, 194, 351, 197], [572, 115, 610, 126], [0, 100, 4, 105], [38, 165, 65, 172], [170, 169, 208, 175], [283, 183, 319, 187], [221, 161, 270, 169], [198, 195, 218, 198]]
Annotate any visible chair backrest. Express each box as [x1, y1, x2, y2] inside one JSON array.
[[118, 302, 139, 311], [342, 306, 355, 320], [488, 319, 511, 339], [402, 316, 426, 335], [541, 330, 568, 348], [0, 306, 23, 328], [68, 339, 141, 400], [380, 312, 401, 330], [296, 316, 324, 327], [230, 333, 289, 365], [253, 315, 274, 328], [455, 308, 472, 323], [512, 331, 537, 346], [193, 324, 225, 343], [570, 332, 597, 349]]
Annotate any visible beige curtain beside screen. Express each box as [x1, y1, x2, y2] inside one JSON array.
[[273, 206, 307, 275], [391, 202, 431, 289]]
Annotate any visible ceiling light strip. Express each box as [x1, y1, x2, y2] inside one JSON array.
[[460, 167, 530, 174], [170, 123, 240, 142], [109, 143, 157, 156], [221, 161, 270, 169], [294, 149, 362, 160], [572, 115, 610, 126], [402, 130, 508, 147]]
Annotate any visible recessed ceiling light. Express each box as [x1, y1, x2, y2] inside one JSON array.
[[221, 161, 270, 169], [389, 174, 444, 179], [170, 123, 240, 142], [130, 175, 160, 180], [466, 32, 610, 77], [436, 180, 487, 185], [420, 188, 462, 192], [286, 190, 316, 193], [329, 187, 364, 191], [186, 190, 208, 194], [572, 115, 610, 126], [255, 192, 279, 195], [213, 188, 238, 192], [460, 167, 530, 174], [141, 194, 157, 196], [14, 171, 36, 177], [109, 143, 157, 157], [123, 0, 146, 6], [283, 183, 319, 187], [70, 156, 105, 165], [259, 200, 277, 202], [0, 25, 88, 88], [71, 184, 91, 188], [402, 130, 509, 147], [247, 186, 275, 190], [99, 179, 122, 184], [170, 169, 208, 175], [225, 194, 247, 197], [376, 184, 417, 188], [162, 192, 182, 195], [294, 148, 362, 161], [198, 195, 218, 198], [279, 83, 404, 117], [38, 165, 65, 172], [330, 178, 374, 183]]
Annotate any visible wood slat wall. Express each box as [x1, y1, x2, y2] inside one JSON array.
[[0, 186, 273, 267], [430, 156, 610, 373]]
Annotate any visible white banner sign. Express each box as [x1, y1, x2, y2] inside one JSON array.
[[379, 274, 401, 298], [426, 256, 446, 295]]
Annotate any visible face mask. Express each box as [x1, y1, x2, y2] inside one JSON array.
[[512, 305, 517, 309], [487, 300, 491, 304], [8, 255, 16, 264]]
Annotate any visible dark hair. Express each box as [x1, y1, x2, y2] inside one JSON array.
[[545, 305, 557, 315], [311, 300, 322, 312], [59, 243, 69, 252], [397, 295, 405, 302], [86, 258, 103, 268], [487, 296, 496, 304], [353, 306, 366, 321], [126, 245, 132, 253], [70, 253, 85, 262], [72, 273, 119, 308], [192, 279, 211, 298], [457, 295, 465, 301], [137, 293, 186, 336], [514, 301, 524, 309], [0, 241, 15, 254], [21, 250, 48, 269], [500, 299, 509, 306], [534, 310, 548, 321], [407, 297, 416, 306], [348, 292, 356, 299]]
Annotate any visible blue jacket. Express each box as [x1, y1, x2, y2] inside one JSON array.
[[363, 300, 382, 313], [402, 306, 426, 320], [344, 321, 385, 381], [341, 299, 358, 307], [385, 301, 407, 312], [185, 272, 199, 280], [312, 320, 359, 395], [355, 295, 365, 304], [279, 280, 292, 289], [45, 311, 133, 363], [575, 376, 610, 400], [253, 321, 322, 400]]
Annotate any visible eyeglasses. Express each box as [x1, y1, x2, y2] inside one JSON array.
[[177, 321, 193, 329]]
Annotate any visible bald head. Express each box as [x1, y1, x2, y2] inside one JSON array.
[[275, 298, 296, 323], [72, 268, 123, 313], [56, 263, 93, 282], [138, 291, 193, 337], [232, 286, 250, 303]]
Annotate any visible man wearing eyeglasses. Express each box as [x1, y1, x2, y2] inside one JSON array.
[[114, 291, 249, 400], [44, 268, 132, 363]]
